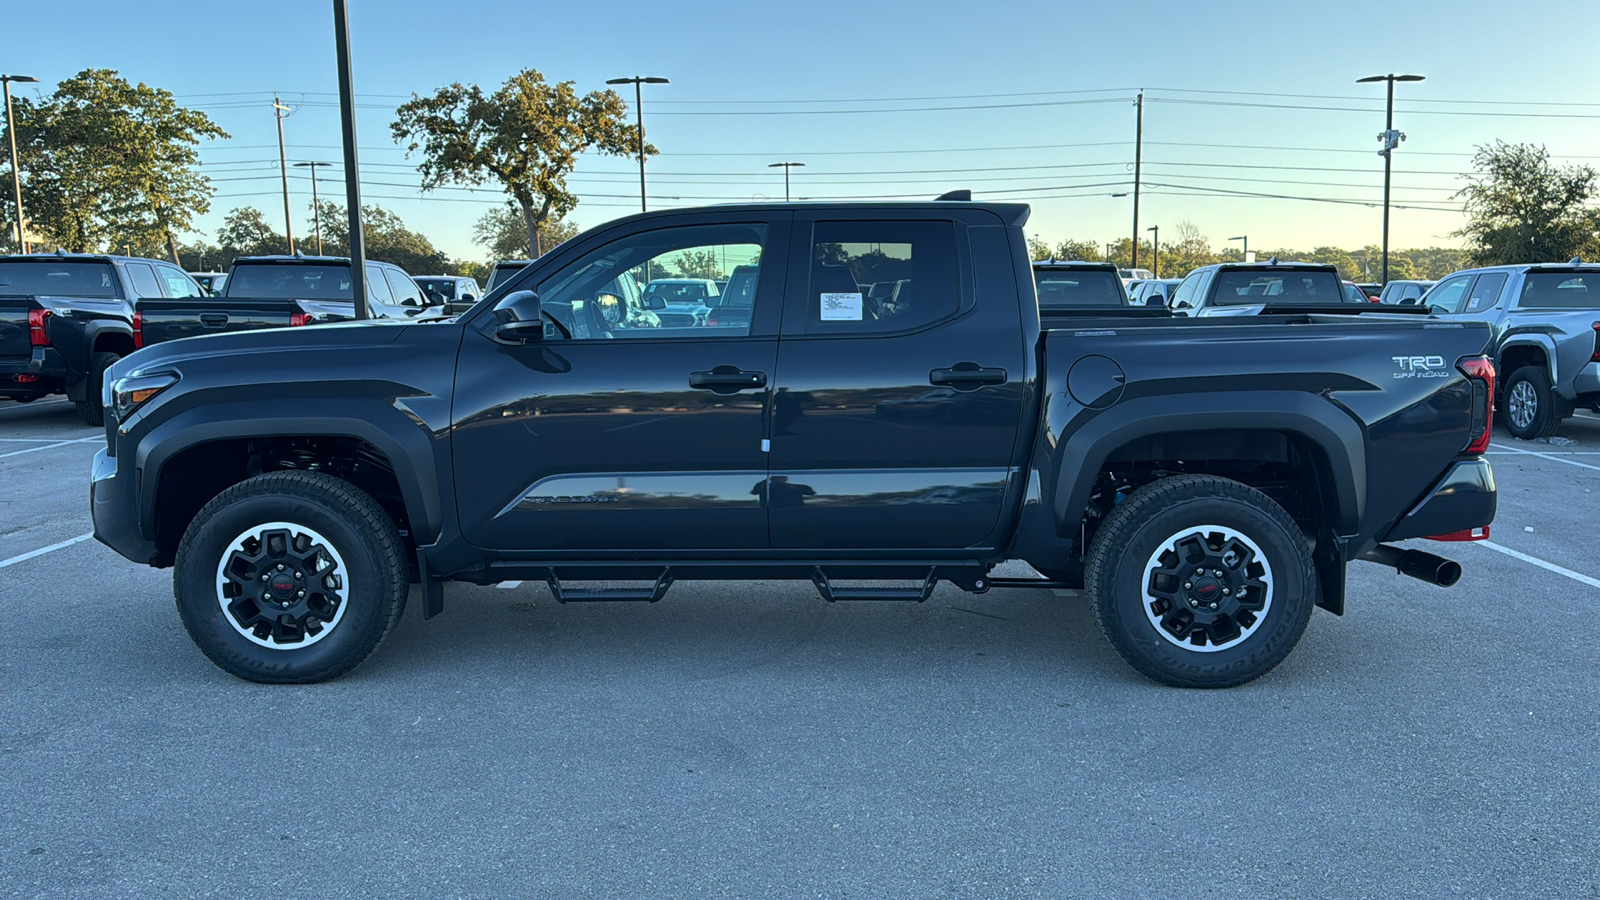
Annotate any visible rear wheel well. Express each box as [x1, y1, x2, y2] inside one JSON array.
[[152, 436, 410, 567], [94, 332, 136, 357], [1497, 345, 1548, 389]]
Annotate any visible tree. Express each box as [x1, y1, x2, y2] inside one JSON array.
[[1053, 239, 1103, 262], [6, 69, 226, 257], [217, 207, 287, 258], [666, 249, 723, 280], [392, 69, 647, 257], [472, 203, 578, 260], [308, 200, 451, 274], [1158, 221, 1214, 278], [1026, 235, 1051, 261], [1455, 141, 1600, 265]]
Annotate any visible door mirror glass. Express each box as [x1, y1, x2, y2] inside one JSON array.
[[493, 290, 545, 341]]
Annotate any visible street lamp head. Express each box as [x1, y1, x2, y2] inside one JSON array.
[[1357, 73, 1425, 84], [1146, 225, 1158, 233], [1228, 235, 1246, 240], [1395, 74, 1425, 82], [2, 75, 40, 84], [292, 161, 333, 168], [768, 162, 805, 168], [642, 77, 670, 84], [608, 76, 670, 85], [1111, 192, 1129, 198]]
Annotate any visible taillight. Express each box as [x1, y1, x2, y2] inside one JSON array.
[[289, 312, 310, 327], [705, 313, 719, 327], [1425, 526, 1489, 542], [1458, 355, 1494, 455], [132, 310, 144, 348], [28, 309, 51, 346], [1590, 322, 1599, 363]]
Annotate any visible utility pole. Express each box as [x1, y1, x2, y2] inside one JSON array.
[[606, 76, 669, 212], [768, 162, 804, 201], [1357, 73, 1424, 285], [333, 0, 367, 318], [1131, 91, 1143, 270], [273, 96, 295, 254], [293, 161, 333, 254], [2, 74, 39, 254]]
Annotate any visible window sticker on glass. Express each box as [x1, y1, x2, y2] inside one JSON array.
[[820, 291, 863, 321]]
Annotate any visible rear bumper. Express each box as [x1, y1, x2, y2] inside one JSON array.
[[91, 447, 159, 566], [1382, 457, 1497, 543], [0, 347, 68, 395], [1569, 361, 1599, 398]]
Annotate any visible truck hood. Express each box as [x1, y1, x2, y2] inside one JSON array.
[[120, 317, 414, 374]]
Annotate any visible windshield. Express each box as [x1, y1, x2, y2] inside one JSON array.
[[0, 261, 119, 298], [643, 281, 710, 303], [417, 278, 455, 299], [225, 263, 352, 299], [1212, 270, 1344, 305], [1520, 273, 1599, 308], [1034, 270, 1127, 307]]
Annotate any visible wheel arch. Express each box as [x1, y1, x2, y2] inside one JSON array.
[[1496, 336, 1554, 385]]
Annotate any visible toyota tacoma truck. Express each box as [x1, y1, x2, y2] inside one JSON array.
[[90, 200, 1498, 688], [1421, 260, 1600, 439], [1168, 260, 1396, 317], [133, 256, 442, 348], [1, 253, 204, 424]]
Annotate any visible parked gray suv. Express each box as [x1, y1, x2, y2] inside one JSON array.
[[1423, 261, 1600, 439]]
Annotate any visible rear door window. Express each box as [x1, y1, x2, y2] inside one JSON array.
[[126, 263, 162, 299], [383, 267, 424, 307], [155, 264, 204, 298], [802, 220, 959, 334], [1464, 273, 1507, 313], [365, 264, 394, 305]]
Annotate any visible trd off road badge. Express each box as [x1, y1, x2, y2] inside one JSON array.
[[1392, 355, 1450, 379]]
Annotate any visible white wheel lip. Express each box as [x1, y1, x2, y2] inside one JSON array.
[[214, 521, 350, 650], [1140, 524, 1274, 653], [1508, 380, 1537, 430]]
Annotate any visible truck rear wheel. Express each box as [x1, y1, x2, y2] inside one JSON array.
[[75, 351, 121, 426], [1504, 366, 1569, 441], [1085, 475, 1315, 688], [173, 471, 409, 683]]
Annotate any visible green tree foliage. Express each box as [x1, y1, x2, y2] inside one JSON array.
[[308, 200, 450, 274], [471, 203, 578, 260], [1455, 141, 1600, 265], [5, 69, 226, 257], [1053, 239, 1104, 262], [1026, 235, 1051, 260], [665, 249, 724, 280], [392, 69, 646, 258], [175, 240, 226, 272], [217, 207, 287, 258]]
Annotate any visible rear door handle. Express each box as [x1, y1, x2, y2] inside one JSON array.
[[929, 363, 1007, 389], [690, 366, 767, 394]]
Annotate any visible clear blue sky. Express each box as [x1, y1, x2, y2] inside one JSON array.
[[6, 0, 1599, 267]]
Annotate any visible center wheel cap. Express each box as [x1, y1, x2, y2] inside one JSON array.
[[1192, 576, 1222, 602]]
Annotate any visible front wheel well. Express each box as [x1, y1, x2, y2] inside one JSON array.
[[152, 436, 410, 566]]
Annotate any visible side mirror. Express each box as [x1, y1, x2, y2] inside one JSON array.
[[642, 296, 667, 311], [493, 290, 545, 341], [460, 294, 476, 304]]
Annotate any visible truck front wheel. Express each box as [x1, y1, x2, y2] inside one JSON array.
[[1085, 475, 1315, 688], [173, 471, 409, 683]]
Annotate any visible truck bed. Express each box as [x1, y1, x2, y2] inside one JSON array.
[[134, 297, 352, 347]]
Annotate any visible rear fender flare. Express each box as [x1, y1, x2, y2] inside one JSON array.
[[1050, 391, 1366, 539], [134, 399, 445, 544], [1494, 334, 1556, 383]]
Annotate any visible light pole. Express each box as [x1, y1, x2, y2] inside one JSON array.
[[333, 0, 368, 319], [293, 161, 333, 254], [1146, 225, 1159, 277], [273, 96, 295, 254], [768, 162, 804, 201], [1357, 73, 1424, 285], [606, 76, 669, 212], [1105, 243, 1115, 264], [2, 74, 39, 253], [1229, 235, 1248, 261]]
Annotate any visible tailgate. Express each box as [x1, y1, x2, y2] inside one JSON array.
[[0, 295, 40, 360], [135, 298, 307, 346]]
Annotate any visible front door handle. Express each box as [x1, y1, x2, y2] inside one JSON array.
[[690, 365, 767, 394], [929, 363, 1007, 390]]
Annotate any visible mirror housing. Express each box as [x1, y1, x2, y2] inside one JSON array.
[[642, 296, 667, 311], [493, 290, 545, 341]]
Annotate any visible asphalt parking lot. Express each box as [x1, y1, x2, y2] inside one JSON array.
[[2, 398, 1597, 898]]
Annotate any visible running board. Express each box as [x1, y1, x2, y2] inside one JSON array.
[[812, 567, 938, 602], [545, 568, 675, 603], [983, 576, 1082, 591]]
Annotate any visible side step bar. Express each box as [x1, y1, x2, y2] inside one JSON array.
[[812, 568, 938, 602], [545, 568, 675, 603]]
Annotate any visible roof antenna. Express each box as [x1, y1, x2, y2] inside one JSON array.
[[935, 189, 972, 201], [1570, 256, 1583, 265]]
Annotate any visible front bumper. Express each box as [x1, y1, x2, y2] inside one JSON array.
[[1382, 457, 1497, 542], [91, 447, 160, 566]]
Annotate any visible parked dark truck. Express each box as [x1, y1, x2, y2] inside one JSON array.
[[1, 254, 203, 424], [91, 201, 1498, 688], [133, 256, 441, 348]]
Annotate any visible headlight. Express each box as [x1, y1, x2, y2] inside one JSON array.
[[110, 371, 180, 421]]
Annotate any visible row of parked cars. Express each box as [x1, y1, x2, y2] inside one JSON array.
[[1034, 256, 1600, 439]]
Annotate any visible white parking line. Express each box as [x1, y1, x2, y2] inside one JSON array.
[[0, 437, 102, 459], [496, 581, 523, 589], [1489, 443, 1600, 473], [0, 532, 95, 570], [1475, 540, 1600, 591]]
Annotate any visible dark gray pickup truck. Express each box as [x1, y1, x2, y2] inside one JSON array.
[[1, 254, 204, 424], [91, 201, 1497, 688]]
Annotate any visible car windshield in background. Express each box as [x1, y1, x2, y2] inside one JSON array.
[[1034, 271, 1125, 307], [1520, 273, 1598, 308], [417, 278, 456, 299], [486, 264, 526, 292], [0, 262, 119, 298], [226, 264, 352, 299], [644, 282, 711, 303], [1212, 270, 1343, 304]]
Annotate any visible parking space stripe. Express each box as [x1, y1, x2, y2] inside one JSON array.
[[1475, 540, 1600, 591], [1489, 443, 1600, 473], [0, 532, 95, 570], [0, 437, 102, 459]]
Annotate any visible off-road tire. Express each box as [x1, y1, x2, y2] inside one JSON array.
[[173, 471, 408, 683], [75, 351, 120, 426], [1085, 474, 1315, 688], [1503, 366, 1569, 441]]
